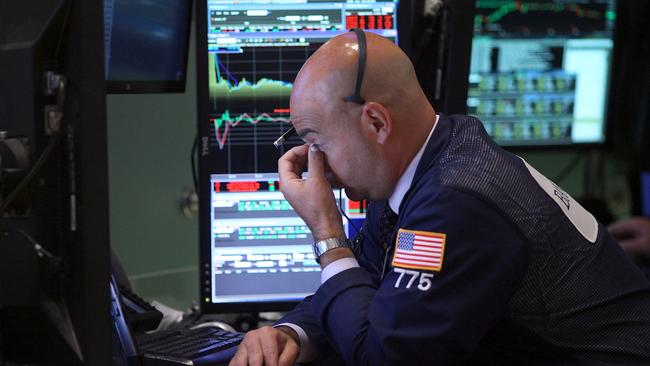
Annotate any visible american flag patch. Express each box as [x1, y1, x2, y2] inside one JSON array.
[[391, 229, 446, 272]]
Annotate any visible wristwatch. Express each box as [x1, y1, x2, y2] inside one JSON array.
[[312, 236, 353, 263]]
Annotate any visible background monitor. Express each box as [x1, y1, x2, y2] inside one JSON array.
[[104, 0, 193, 94], [445, 0, 618, 147], [196, 0, 400, 312]]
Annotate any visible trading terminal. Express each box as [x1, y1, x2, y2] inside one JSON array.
[[1, 0, 649, 365]]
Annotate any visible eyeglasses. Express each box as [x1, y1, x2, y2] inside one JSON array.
[[273, 28, 367, 148]]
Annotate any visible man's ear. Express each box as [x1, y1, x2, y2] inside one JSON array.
[[361, 102, 392, 144]]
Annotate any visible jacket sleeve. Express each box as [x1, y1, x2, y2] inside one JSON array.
[[276, 295, 332, 356], [310, 187, 528, 365], [274, 214, 374, 363]]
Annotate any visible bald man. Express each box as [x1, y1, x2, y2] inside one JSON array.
[[229, 30, 650, 365]]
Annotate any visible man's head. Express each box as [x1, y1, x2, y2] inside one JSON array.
[[289, 30, 436, 201]]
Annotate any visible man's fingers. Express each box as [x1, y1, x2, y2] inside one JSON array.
[[278, 340, 300, 366], [259, 329, 280, 366], [247, 338, 264, 366], [228, 344, 248, 366], [307, 144, 327, 180], [229, 327, 299, 366], [279, 144, 309, 182]]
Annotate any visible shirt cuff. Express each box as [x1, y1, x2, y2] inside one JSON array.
[[274, 323, 317, 363], [321, 257, 360, 284]]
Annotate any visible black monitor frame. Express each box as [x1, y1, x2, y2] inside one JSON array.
[[0, 0, 111, 363], [441, 0, 622, 150], [105, 0, 194, 94], [195, 0, 413, 314]]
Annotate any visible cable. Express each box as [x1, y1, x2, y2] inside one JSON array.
[[0, 131, 61, 216], [191, 133, 198, 194], [0, 227, 62, 267], [338, 188, 361, 235], [552, 153, 584, 184]]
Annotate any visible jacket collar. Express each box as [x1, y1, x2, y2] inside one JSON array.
[[387, 115, 439, 214], [396, 113, 454, 214]]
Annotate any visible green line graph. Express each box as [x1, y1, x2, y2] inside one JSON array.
[[475, 1, 607, 25], [209, 53, 293, 99], [212, 110, 290, 149]]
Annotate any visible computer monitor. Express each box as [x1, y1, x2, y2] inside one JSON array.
[[196, 0, 400, 312], [103, 0, 193, 94], [448, 0, 617, 147], [208, 173, 351, 305], [0, 1, 111, 363]]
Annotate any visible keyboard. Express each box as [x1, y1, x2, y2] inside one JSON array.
[[137, 326, 243, 366]]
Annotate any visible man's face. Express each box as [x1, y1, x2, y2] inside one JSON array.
[[290, 99, 377, 201]]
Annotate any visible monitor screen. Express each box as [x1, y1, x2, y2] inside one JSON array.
[[466, 0, 617, 147], [209, 173, 355, 304], [197, 0, 397, 312], [103, 0, 193, 93]]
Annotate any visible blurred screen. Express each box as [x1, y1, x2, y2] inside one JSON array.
[[104, 0, 192, 92], [467, 0, 617, 146]]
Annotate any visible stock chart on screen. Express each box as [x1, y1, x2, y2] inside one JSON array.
[[205, 0, 398, 173], [467, 0, 616, 146], [199, 1, 395, 309]]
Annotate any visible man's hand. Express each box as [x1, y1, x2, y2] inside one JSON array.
[[278, 144, 345, 241], [229, 326, 300, 366], [608, 217, 650, 258]]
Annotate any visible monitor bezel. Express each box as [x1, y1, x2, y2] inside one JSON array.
[[105, 0, 194, 94], [195, 0, 410, 314], [0, 0, 112, 361], [441, 0, 621, 151]]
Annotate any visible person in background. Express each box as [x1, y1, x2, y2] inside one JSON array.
[[609, 216, 650, 277], [609, 217, 650, 256]]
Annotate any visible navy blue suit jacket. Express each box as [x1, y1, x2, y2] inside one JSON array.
[[279, 115, 650, 365]]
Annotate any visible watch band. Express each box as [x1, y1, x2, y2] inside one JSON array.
[[313, 237, 352, 263]]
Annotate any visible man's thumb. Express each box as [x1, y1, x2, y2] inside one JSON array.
[[308, 144, 326, 180]]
